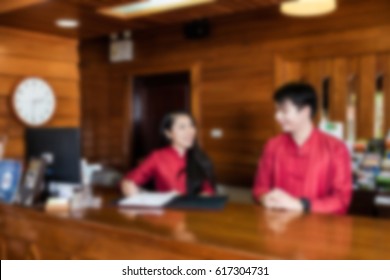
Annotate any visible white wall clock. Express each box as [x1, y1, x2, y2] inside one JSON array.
[[12, 77, 56, 127]]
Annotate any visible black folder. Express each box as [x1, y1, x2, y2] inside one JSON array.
[[165, 195, 228, 210]]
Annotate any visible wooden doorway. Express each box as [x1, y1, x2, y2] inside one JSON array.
[[131, 71, 191, 166]]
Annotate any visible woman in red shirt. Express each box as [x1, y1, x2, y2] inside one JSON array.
[[121, 111, 216, 197]]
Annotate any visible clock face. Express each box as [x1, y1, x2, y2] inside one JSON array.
[[12, 78, 56, 126]]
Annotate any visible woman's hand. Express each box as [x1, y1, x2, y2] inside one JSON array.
[[121, 180, 140, 197]]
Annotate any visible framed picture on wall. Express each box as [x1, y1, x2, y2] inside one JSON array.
[[0, 160, 23, 203]]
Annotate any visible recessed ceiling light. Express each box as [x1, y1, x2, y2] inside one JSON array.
[[281, 0, 337, 17], [56, 19, 79, 29], [99, 0, 215, 20]]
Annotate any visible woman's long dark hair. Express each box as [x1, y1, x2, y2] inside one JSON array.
[[160, 111, 216, 196]]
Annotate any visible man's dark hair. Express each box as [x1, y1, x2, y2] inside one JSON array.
[[273, 82, 318, 118]]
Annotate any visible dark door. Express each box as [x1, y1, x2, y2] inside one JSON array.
[[132, 72, 190, 166]]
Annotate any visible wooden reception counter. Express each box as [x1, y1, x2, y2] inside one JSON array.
[[1, 196, 390, 260]]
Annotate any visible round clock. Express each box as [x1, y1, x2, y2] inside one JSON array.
[[12, 78, 56, 126]]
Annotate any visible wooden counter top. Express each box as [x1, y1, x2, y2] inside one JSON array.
[[1, 194, 390, 260]]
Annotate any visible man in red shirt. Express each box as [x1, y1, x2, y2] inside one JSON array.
[[253, 83, 352, 214]]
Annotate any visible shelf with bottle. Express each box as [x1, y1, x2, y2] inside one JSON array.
[[352, 136, 390, 192]]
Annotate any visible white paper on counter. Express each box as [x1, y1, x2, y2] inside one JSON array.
[[118, 191, 179, 208]]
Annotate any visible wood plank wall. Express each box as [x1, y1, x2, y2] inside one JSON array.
[[0, 27, 80, 160], [276, 54, 390, 140], [80, 0, 390, 185]]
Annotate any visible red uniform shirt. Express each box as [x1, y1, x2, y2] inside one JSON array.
[[125, 146, 214, 195], [253, 128, 352, 214]]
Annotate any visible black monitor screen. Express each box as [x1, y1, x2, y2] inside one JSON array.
[[25, 128, 81, 184]]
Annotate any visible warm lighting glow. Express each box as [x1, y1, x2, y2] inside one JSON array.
[[281, 0, 337, 17], [55, 19, 79, 28], [99, 0, 215, 20]]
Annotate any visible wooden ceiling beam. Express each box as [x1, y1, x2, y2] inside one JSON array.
[[0, 0, 289, 38], [64, 0, 144, 9], [0, 0, 46, 14]]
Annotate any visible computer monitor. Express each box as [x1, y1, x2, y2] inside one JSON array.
[[25, 128, 81, 184]]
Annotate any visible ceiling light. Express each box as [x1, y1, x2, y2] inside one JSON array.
[[56, 19, 79, 29], [281, 0, 337, 17], [99, 0, 215, 20]]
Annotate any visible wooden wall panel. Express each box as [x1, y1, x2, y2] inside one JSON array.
[[357, 55, 376, 139], [80, 0, 390, 185], [0, 27, 80, 161], [384, 55, 390, 131], [330, 58, 348, 123], [277, 54, 390, 141]]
